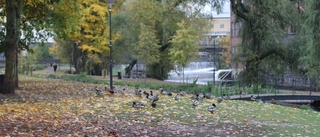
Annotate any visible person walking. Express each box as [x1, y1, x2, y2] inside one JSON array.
[[53, 62, 58, 73]]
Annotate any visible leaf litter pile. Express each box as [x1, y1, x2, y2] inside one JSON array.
[[0, 78, 320, 136]]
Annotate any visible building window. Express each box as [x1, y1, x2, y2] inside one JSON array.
[[220, 24, 224, 28]]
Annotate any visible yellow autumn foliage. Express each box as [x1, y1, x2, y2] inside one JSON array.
[[219, 34, 231, 67]]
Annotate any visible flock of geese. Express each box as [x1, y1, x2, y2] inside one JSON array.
[[95, 86, 232, 114]]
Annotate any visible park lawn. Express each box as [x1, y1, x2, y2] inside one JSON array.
[[0, 76, 319, 136]]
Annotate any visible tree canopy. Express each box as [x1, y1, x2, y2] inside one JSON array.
[[231, 0, 302, 83]]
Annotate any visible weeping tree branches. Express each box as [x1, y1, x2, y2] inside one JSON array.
[[231, 0, 300, 83]]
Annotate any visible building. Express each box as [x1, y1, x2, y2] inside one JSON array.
[[199, 15, 231, 64]]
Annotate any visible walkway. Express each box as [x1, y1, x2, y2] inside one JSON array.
[[231, 94, 320, 102]]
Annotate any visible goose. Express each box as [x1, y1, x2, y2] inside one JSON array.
[[207, 103, 217, 114], [217, 97, 223, 103], [193, 99, 199, 108], [95, 88, 103, 96], [132, 102, 145, 108], [174, 93, 180, 101]]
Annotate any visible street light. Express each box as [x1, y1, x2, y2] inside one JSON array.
[[105, 0, 116, 93], [213, 37, 216, 86], [212, 35, 220, 86]]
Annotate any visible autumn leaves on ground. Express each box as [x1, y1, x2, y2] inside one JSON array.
[[0, 77, 320, 136]]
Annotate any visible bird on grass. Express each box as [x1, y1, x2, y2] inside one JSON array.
[[105, 85, 115, 94], [174, 93, 180, 101], [270, 99, 277, 104], [135, 90, 142, 97], [119, 88, 126, 94], [146, 91, 159, 102], [132, 102, 145, 108], [191, 94, 198, 100], [143, 91, 149, 96], [179, 89, 187, 96], [198, 93, 204, 100], [223, 94, 230, 100], [217, 97, 223, 103], [205, 93, 214, 99], [193, 99, 199, 108], [207, 103, 217, 114], [95, 88, 103, 96], [160, 87, 172, 96], [151, 100, 157, 108]]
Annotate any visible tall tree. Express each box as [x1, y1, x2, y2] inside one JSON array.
[[231, 0, 300, 84], [169, 20, 201, 83], [1, 0, 24, 94], [135, 23, 161, 66], [301, 0, 320, 91], [0, 0, 78, 94], [115, 0, 223, 79]]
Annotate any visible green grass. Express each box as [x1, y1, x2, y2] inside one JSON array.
[[4, 76, 320, 136]]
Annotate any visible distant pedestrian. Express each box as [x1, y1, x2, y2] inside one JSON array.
[[53, 62, 57, 73]]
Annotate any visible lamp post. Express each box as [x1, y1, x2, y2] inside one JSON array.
[[106, 0, 115, 93], [212, 36, 220, 86], [213, 37, 216, 86]]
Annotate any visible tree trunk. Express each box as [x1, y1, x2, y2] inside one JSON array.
[[15, 48, 19, 88], [125, 59, 137, 78], [1, 0, 23, 94]]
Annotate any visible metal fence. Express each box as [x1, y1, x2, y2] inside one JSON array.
[[214, 74, 320, 97]]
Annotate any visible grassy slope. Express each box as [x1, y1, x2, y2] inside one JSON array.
[[0, 76, 319, 136]]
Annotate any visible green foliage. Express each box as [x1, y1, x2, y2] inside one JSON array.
[[29, 43, 53, 61], [299, 105, 312, 110], [232, 0, 301, 83], [134, 23, 161, 65], [300, 0, 320, 77], [112, 0, 222, 80], [169, 20, 200, 68]]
